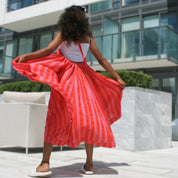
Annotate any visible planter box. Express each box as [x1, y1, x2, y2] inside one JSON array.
[[111, 87, 172, 151]]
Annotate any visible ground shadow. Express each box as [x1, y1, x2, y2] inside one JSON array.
[[0, 145, 92, 154], [45, 161, 130, 177]]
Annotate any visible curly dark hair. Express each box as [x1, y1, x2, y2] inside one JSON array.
[[57, 5, 93, 46]]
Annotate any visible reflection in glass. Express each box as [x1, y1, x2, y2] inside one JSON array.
[[167, 28, 178, 62], [18, 36, 33, 55], [91, 0, 112, 13], [122, 16, 140, 32], [162, 77, 176, 119], [113, 34, 121, 60], [152, 78, 159, 90], [144, 15, 159, 28], [161, 12, 177, 32], [121, 31, 140, 58], [88, 36, 102, 65], [7, 0, 49, 12], [4, 39, 17, 75], [0, 44, 4, 73], [113, 2, 120, 9], [53, 31, 59, 53], [40, 32, 52, 49], [92, 25, 103, 36], [122, 0, 139, 6], [143, 28, 159, 56], [103, 17, 119, 35], [103, 35, 112, 62], [102, 17, 119, 62]]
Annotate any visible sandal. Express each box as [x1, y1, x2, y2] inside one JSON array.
[[28, 162, 52, 177], [79, 164, 94, 175]]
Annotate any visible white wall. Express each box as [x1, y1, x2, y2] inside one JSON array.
[[0, 0, 104, 32]]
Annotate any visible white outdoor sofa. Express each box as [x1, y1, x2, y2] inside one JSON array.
[[0, 91, 85, 154], [0, 91, 49, 154]]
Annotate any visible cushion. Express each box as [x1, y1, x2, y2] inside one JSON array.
[[2, 91, 46, 104]]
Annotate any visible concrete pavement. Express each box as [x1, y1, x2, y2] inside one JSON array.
[[0, 142, 178, 178]]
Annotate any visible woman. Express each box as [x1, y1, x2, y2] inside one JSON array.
[[12, 5, 126, 177]]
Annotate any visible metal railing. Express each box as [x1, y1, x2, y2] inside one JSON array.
[[87, 25, 178, 65], [1, 25, 178, 79]]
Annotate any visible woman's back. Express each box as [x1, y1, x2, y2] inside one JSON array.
[[59, 41, 90, 62], [59, 35, 91, 62]]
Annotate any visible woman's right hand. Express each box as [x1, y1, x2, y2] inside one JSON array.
[[117, 78, 126, 90], [16, 55, 28, 63]]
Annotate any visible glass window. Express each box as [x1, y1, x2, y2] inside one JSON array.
[[91, 0, 112, 13], [18, 36, 33, 55], [0, 27, 6, 33], [88, 36, 102, 65], [102, 17, 119, 62], [91, 25, 102, 37], [103, 17, 119, 35], [7, 0, 49, 12], [53, 30, 59, 53], [122, 16, 140, 32], [162, 77, 176, 119], [161, 12, 177, 32], [0, 43, 4, 73], [4, 39, 17, 74], [112, 34, 121, 60], [121, 31, 140, 58], [103, 35, 112, 62], [152, 78, 159, 90], [7, 0, 22, 12], [40, 32, 52, 49], [113, 2, 120, 9], [122, 0, 139, 6], [144, 15, 159, 28], [143, 28, 159, 56]]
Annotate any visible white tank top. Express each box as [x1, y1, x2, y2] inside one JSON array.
[[59, 41, 90, 62]]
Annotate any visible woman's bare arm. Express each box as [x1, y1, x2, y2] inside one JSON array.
[[17, 31, 62, 63], [89, 37, 126, 89]]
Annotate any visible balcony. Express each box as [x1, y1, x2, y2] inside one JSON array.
[[0, 0, 104, 32], [0, 26, 178, 80], [87, 26, 178, 70]]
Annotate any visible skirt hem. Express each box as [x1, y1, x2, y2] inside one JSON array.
[[44, 136, 116, 148]]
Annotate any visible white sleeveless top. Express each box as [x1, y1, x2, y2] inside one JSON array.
[[59, 41, 90, 62]]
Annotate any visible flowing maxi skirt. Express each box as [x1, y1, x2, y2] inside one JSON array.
[[12, 43, 123, 148]]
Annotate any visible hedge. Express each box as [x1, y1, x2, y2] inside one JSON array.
[[0, 70, 152, 94], [98, 70, 152, 89]]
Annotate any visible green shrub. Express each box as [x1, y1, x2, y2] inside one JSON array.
[[0, 81, 51, 94], [98, 70, 152, 89], [0, 70, 152, 94]]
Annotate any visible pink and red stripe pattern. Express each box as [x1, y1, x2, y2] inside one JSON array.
[[12, 41, 123, 148]]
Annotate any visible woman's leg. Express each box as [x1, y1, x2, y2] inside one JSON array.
[[36, 142, 53, 172], [84, 143, 94, 171]]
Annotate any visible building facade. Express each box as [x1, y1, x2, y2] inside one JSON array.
[[0, 0, 178, 119]]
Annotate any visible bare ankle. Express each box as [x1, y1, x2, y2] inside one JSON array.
[[41, 160, 50, 165]]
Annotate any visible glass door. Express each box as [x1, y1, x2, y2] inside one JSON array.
[[162, 77, 176, 120]]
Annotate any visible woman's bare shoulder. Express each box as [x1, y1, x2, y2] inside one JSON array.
[[78, 35, 91, 43]]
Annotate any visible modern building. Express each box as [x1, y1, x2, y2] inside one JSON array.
[[0, 0, 178, 119]]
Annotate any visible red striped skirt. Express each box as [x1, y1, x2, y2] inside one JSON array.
[[12, 49, 123, 148]]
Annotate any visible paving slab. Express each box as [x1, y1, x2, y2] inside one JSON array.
[[0, 142, 178, 178]]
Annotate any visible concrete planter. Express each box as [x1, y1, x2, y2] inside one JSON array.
[[111, 87, 172, 151]]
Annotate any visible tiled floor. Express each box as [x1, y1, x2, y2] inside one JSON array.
[[0, 142, 178, 178]]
